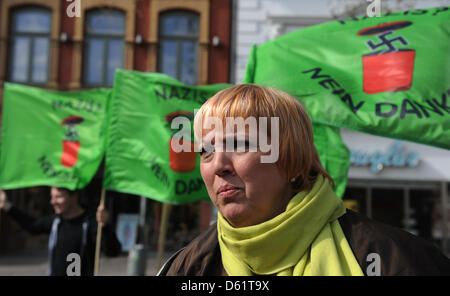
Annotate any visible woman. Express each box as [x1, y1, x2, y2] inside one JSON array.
[[159, 84, 450, 276]]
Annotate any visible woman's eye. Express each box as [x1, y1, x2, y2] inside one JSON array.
[[234, 140, 251, 152], [199, 145, 214, 158]]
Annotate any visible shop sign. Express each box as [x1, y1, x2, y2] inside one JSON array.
[[350, 141, 420, 174]]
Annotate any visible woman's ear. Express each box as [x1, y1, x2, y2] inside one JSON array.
[[290, 173, 305, 192], [289, 172, 302, 183]]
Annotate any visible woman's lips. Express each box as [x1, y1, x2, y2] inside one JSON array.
[[216, 185, 242, 199], [217, 188, 241, 199]]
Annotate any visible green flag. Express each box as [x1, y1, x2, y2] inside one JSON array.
[[103, 70, 231, 204], [310, 123, 350, 197], [0, 83, 111, 190], [243, 7, 450, 150]]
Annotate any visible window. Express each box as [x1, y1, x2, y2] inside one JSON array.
[[83, 9, 125, 86], [158, 11, 199, 85], [8, 7, 51, 84]]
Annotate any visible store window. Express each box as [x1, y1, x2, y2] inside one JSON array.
[[371, 188, 404, 229], [343, 187, 367, 216], [83, 9, 125, 86], [8, 7, 51, 84], [158, 11, 199, 85]]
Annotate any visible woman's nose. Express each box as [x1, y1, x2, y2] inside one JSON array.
[[213, 151, 234, 177]]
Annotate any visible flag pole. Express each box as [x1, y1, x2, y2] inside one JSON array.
[[0, 190, 8, 254], [0, 208, 2, 244], [157, 202, 171, 270], [94, 189, 106, 276]]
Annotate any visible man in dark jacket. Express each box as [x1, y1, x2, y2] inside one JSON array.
[[158, 210, 450, 276], [0, 187, 121, 276]]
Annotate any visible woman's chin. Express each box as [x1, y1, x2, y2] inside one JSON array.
[[221, 205, 251, 228], [220, 204, 252, 228]]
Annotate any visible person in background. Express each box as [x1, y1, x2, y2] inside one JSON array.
[[158, 84, 450, 276], [0, 187, 121, 276]]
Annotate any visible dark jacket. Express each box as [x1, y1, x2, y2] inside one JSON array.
[[158, 210, 450, 276], [7, 206, 122, 276]]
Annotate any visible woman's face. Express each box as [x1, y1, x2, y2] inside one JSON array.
[[199, 129, 293, 228]]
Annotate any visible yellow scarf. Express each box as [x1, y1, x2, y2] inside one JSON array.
[[217, 175, 364, 276]]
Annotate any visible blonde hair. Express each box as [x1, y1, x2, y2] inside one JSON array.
[[193, 84, 334, 192]]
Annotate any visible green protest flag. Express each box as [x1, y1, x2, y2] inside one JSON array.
[[103, 70, 231, 204], [311, 123, 350, 198], [0, 83, 111, 190], [243, 7, 450, 150]]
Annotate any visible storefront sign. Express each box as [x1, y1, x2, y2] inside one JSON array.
[[350, 141, 420, 174]]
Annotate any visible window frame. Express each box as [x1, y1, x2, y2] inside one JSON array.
[[157, 10, 199, 85], [7, 6, 52, 85], [82, 8, 126, 87]]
